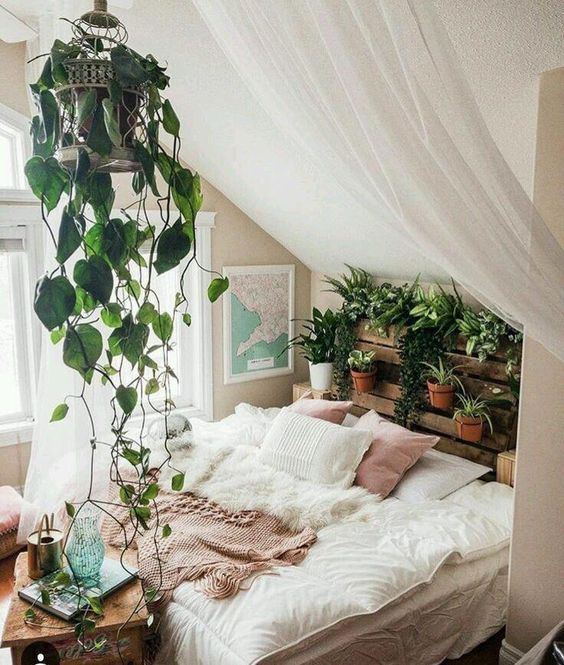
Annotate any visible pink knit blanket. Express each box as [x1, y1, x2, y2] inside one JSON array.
[[103, 489, 317, 601]]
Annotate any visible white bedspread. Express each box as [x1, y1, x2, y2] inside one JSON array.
[[152, 421, 513, 665]]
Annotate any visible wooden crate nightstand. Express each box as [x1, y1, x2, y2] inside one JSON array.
[[1, 551, 147, 665], [293, 382, 332, 402], [496, 450, 517, 487]]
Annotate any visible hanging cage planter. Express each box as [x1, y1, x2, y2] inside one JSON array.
[[53, 0, 146, 173]]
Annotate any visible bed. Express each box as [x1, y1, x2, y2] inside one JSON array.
[[149, 405, 513, 665]]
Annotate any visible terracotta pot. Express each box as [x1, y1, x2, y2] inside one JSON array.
[[427, 381, 456, 410], [351, 369, 377, 393], [455, 415, 484, 443]]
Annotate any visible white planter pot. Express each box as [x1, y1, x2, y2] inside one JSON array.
[[309, 362, 333, 391]]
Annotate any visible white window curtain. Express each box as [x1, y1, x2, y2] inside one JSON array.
[[193, 0, 564, 362]]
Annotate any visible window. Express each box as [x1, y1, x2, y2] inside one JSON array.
[[128, 211, 215, 421], [0, 102, 33, 200]]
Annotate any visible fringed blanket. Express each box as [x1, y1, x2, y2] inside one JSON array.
[[103, 488, 316, 602]]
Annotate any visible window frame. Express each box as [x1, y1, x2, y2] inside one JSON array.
[[0, 102, 36, 202]]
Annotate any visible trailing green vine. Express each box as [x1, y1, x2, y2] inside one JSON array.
[[334, 313, 357, 399]]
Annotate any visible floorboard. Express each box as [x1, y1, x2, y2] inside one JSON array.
[[0, 554, 503, 664]]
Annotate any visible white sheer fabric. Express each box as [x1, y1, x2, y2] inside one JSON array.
[[19, 5, 112, 541], [193, 0, 564, 361]]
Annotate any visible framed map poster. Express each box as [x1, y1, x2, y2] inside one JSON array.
[[223, 265, 295, 384]]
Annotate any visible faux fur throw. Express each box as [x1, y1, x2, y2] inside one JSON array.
[[156, 437, 383, 532], [104, 487, 316, 601]]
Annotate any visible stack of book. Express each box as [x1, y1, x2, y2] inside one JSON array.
[[19, 558, 138, 621]]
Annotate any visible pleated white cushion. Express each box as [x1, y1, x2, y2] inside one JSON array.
[[259, 410, 372, 488]]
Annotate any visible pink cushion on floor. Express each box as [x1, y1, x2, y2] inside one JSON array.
[[353, 411, 438, 498], [0, 486, 23, 533], [288, 391, 353, 424]]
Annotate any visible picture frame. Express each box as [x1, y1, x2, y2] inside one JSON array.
[[223, 264, 295, 384]]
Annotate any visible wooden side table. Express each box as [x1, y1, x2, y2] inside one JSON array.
[[1, 551, 147, 665], [496, 450, 517, 487], [292, 382, 332, 402]]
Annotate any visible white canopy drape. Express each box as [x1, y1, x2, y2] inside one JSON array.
[[193, 0, 564, 361]]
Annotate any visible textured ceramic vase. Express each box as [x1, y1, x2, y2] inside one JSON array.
[[309, 362, 333, 391], [65, 505, 105, 584]]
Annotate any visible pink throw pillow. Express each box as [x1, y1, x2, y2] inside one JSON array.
[[353, 411, 438, 497], [288, 392, 353, 425], [0, 486, 23, 533]]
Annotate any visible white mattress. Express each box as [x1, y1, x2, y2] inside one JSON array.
[[156, 480, 513, 665]]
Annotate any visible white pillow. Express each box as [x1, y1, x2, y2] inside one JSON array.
[[341, 413, 360, 428], [391, 449, 491, 503], [259, 411, 372, 488]]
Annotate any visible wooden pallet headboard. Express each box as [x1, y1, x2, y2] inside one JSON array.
[[348, 321, 521, 471]]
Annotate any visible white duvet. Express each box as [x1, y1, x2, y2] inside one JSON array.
[[152, 408, 513, 665]]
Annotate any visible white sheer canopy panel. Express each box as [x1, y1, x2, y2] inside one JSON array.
[[193, 0, 564, 361]]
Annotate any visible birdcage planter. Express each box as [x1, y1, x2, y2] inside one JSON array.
[[54, 58, 146, 173]]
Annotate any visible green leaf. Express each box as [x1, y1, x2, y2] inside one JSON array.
[[101, 303, 122, 328], [116, 385, 138, 414], [127, 279, 141, 301], [119, 484, 135, 505], [142, 483, 159, 501], [84, 222, 105, 256], [56, 209, 84, 264], [145, 378, 159, 395], [122, 448, 142, 466], [25, 156, 68, 212], [140, 354, 158, 370], [102, 218, 129, 268], [162, 99, 180, 136], [87, 104, 112, 158], [162, 524, 172, 538], [208, 276, 229, 303], [152, 313, 173, 342], [134, 142, 159, 196], [182, 313, 192, 327], [34, 275, 76, 330], [74, 256, 114, 304], [86, 595, 104, 616], [102, 98, 122, 148], [65, 501, 75, 518], [24, 608, 37, 622], [88, 173, 114, 223], [137, 302, 157, 324], [111, 45, 150, 87], [171, 473, 185, 492], [50, 325, 66, 344], [122, 322, 149, 366], [41, 589, 51, 606], [36, 57, 54, 91], [50, 403, 69, 422], [50, 39, 80, 69], [153, 218, 190, 274], [53, 571, 71, 587], [75, 89, 97, 128], [108, 78, 123, 105], [134, 505, 151, 530], [63, 324, 103, 379], [38, 90, 59, 147]]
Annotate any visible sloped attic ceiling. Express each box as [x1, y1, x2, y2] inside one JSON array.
[[9, 0, 564, 280]]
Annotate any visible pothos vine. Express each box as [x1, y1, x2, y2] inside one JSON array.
[[23, 9, 229, 655]]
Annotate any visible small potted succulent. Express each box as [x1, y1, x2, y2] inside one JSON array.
[[348, 350, 377, 393], [422, 358, 463, 411], [285, 308, 338, 391], [453, 393, 493, 442]]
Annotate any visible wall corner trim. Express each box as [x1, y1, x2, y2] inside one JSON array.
[[499, 639, 524, 665]]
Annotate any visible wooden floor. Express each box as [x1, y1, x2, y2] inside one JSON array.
[[0, 554, 503, 664]]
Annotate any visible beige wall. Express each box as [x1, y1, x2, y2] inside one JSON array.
[[0, 40, 310, 486], [505, 67, 564, 654]]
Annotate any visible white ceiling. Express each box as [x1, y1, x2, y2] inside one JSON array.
[[6, 0, 564, 280]]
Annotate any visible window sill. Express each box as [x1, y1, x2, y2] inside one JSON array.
[[0, 419, 34, 448]]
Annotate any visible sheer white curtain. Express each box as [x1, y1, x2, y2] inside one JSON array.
[[19, 3, 112, 541], [193, 0, 564, 361]]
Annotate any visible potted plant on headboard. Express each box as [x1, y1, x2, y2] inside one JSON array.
[[286, 308, 338, 391], [422, 358, 463, 411], [348, 349, 377, 393], [453, 393, 493, 442]]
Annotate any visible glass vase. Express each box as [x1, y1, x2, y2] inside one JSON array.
[[65, 504, 105, 585]]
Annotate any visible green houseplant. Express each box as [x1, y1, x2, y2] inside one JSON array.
[[421, 358, 463, 411], [23, 0, 229, 645], [348, 349, 377, 393], [286, 308, 338, 390], [453, 393, 493, 443]]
